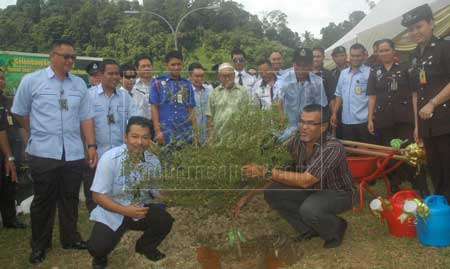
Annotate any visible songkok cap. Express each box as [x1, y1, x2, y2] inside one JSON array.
[[218, 63, 234, 72]]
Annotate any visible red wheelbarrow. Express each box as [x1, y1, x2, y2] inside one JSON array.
[[346, 151, 404, 211]]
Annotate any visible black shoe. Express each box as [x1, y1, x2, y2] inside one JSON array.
[[92, 257, 107, 269], [4, 220, 27, 229], [295, 230, 319, 242], [323, 218, 348, 249], [323, 238, 342, 248], [29, 249, 46, 264], [136, 247, 166, 262], [62, 240, 88, 250]]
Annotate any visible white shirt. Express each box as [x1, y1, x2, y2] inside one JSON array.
[[131, 78, 152, 119], [234, 70, 256, 94], [251, 79, 275, 110]]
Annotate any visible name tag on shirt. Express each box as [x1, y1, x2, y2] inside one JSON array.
[[177, 93, 183, 104]]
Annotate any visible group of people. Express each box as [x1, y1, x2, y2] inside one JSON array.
[[0, 3, 449, 268]]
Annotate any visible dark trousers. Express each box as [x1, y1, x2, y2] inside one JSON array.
[[335, 108, 343, 139], [342, 122, 376, 144], [264, 182, 352, 241], [379, 124, 429, 195], [424, 134, 450, 201], [87, 204, 174, 259], [0, 163, 17, 225], [28, 155, 84, 251], [82, 164, 96, 213]]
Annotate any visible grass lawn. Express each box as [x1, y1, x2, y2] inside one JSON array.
[[2, 180, 450, 269]]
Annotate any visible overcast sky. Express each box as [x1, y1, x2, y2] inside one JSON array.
[[237, 0, 378, 37], [0, 0, 379, 37]]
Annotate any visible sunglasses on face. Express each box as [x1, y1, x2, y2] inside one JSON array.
[[232, 57, 245, 63], [122, 71, 137, 79], [54, 52, 76, 60]]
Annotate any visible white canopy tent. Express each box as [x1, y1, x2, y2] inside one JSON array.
[[324, 0, 450, 65]]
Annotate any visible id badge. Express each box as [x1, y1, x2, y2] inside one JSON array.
[[107, 114, 115, 124], [355, 86, 362, 95], [177, 93, 183, 104], [7, 115, 13, 126], [59, 98, 69, 111], [390, 78, 398, 91], [419, 68, 427, 85]]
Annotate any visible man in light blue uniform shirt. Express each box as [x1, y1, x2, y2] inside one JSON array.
[[188, 62, 212, 145], [273, 66, 295, 99], [150, 51, 196, 146], [11, 40, 97, 264], [87, 116, 173, 268], [279, 48, 328, 142], [89, 60, 139, 158], [331, 43, 375, 143], [83, 59, 139, 212]]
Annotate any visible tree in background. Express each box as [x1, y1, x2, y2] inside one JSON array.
[[320, 10, 366, 49], [0, 0, 366, 71], [262, 10, 301, 49]]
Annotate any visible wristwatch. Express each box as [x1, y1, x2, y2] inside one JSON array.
[[7, 156, 15, 162], [87, 144, 98, 150]]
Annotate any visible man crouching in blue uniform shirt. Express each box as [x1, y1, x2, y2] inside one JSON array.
[[150, 51, 197, 147], [87, 116, 174, 269]]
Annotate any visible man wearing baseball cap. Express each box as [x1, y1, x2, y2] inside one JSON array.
[[278, 48, 328, 142], [86, 61, 103, 88]]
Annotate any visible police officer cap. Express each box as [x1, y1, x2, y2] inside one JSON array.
[[293, 48, 313, 64], [332, 46, 346, 56], [86, 61, 100, 76], [401, 4, 433, 27]]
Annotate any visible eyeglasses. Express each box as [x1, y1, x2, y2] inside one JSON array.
[[54, 52, 76, 60], [300, 120, 323, 126], [124, 74, 137, 79], [232, 57, 245, 63]]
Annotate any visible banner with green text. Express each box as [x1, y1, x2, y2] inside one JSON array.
[[0, 51, 102, 94]]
